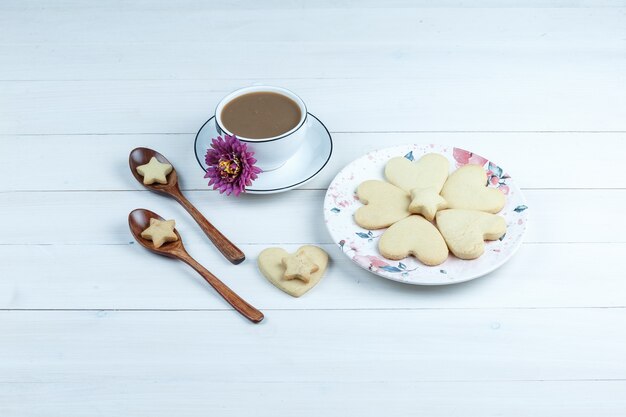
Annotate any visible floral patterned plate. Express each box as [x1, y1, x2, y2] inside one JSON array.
[[323, 144, 528, 285]]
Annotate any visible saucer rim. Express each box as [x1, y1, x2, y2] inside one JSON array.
[[194, 112, 333, 193]]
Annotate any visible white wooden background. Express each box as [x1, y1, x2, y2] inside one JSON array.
[[2, 1, 626, 416]]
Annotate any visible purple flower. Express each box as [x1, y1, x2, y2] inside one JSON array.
[[204, 134, 262, 196]]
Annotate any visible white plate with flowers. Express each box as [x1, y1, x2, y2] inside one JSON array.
[[323, 144, 529, 285]]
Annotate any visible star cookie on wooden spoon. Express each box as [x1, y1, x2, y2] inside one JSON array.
[[136, 157, 173, 185], [140, 218, 178, 248]]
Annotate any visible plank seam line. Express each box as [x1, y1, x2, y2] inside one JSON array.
[[0, 240, 626, 246], [2, 130, 626, 136], [0, 379, 625, 384], [2, 187, 626, 193], [0, 241, 625, 247], [2, 307, 626, 312]]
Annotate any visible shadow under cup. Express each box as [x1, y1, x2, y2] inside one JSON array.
[[214, 86, 309, 171]]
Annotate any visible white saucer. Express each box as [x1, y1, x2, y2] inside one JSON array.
[[194, 113, 333, 194]]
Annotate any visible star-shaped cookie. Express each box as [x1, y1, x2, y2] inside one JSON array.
[[408, 187, 448, 221], [140, 218, 178, 248], [281, 252, 319, 283], [136, 157, 173, 185]]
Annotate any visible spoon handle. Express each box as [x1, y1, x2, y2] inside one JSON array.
[[178, 252, 264, 323], [172, 190, 246, 265]]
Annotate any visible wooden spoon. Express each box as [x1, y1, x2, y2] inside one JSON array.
[[128, 208, 264, 324], [129, 147, 245, 265]]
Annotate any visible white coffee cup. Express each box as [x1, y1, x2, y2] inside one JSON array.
[[214, 85, 309, 171]]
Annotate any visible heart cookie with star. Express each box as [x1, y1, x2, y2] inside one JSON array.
[[435, 209, 507, 260], [354, 180, 411, 229], [378, 215, 449, 266], [257, 245, 329, 297], [440, 164, 505, 213]]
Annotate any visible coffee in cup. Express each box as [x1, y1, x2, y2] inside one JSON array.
[[215, 86, 308, 171], [220, 92, 302, 140]]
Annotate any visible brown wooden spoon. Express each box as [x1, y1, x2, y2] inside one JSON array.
[[129, 147, 245, 265], [128, 208, 263, 323]]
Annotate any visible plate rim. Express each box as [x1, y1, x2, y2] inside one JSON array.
[[194, 113, 333, 193], [323, 144, 529, 286]]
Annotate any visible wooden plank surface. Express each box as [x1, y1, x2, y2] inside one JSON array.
[[1, 8, 624, 133], [1, 2, 625, 416], [0, 189, 623, 245], [1, 309, 625, 383], [2, 6, 624, 45], [2, 380, 626, 417], [2, 77, 625, 134], [1, 243, 625, 310], [2, 132, 625, 191]]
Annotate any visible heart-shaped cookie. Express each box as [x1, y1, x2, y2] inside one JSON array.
[[354, 180, 410, 229], [384, 153, 450, 193], [378, 215, 449, 266], [435, 209, 506, 260], [257, 245, 329, 297], [440, 164, 505, 213]]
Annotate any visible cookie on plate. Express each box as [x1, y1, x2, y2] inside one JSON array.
[[435, 209, 506, 260], [384, 153, 449, 193], [354, 180, 411, 230], [408, 186, 448, 222], [378, 215, 449, 266], [440, 164, 505, 213]]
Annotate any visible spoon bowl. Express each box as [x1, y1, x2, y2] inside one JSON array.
[[128, 208, 184, 258], [128, 208, 263, 323], [129, 147, 245, 264], [129, 147, 179, 195]]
